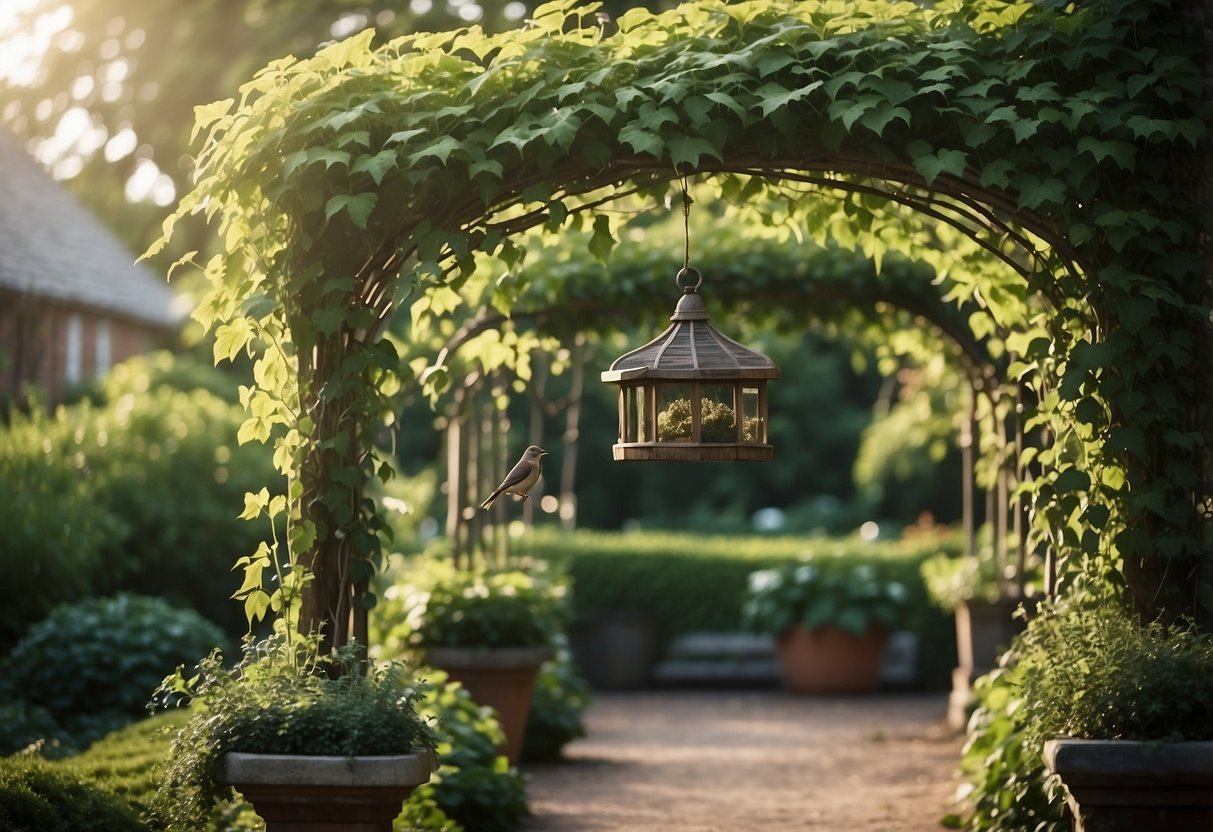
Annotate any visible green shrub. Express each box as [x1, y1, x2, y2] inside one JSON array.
[[61, 711, 187, 823], [0, 594, 226, 745], [949, 666, 1067, 832], [1017, 600, 1213, 743], [0, 352, 279, 646], [86, 355, 282, 637], [521, 655, 591, 763], [375, 555, 568, 652], [404, 669, 528, 832], [0, 756, 145, 832], [527, 528, 959, 687], [15, 692, 522, 832], [949, 599, 1212, 832], [0, 701, 77, 759], [920, 546, 1043, 612], [23, 709, 271, 831], [0, 405, 119, 650]]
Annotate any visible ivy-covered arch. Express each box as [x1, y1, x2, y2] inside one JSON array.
[[151, 0, 1210, 648]]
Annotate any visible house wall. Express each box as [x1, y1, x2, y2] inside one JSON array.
[[0, 289, 172, 406]]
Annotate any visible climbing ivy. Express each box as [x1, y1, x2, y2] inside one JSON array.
[[147, 0, 1211, 646]]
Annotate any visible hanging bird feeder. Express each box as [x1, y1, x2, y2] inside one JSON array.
[[601, 265, 779, 461]]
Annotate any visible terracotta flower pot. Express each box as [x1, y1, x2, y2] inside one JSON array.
[[1043, 738, 1213, 832], [427, 645, 552, 764], [221, 749, 435, 832], [774, 624, 889, 694]]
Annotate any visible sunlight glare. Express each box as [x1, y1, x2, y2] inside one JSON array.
[[0, 0, 67, 85]]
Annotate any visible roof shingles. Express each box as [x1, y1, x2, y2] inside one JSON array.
[[0, 128, 180, 328]]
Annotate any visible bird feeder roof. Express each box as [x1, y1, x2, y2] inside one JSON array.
[[601, 270, 780, 383]]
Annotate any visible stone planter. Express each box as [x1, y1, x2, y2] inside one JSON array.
[[774, 624, 889, 694], [947, 597, 1029, 728], [955, 597, 1025, 674], [1043, 739, 1213, 832], [222, 749, 435, 832], [427, 645, 552, 764]]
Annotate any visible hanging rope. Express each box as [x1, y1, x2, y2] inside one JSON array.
[[681, 175, 692, 271]]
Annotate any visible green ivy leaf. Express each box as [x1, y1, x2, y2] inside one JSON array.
[[1076, 137, 1136, 171], [190, 98, 234, 143], [214, 319, 254, 363], [351, 150, 397, 186], [543, 107, 583, 150], [324, 193, 378, 229], [1054, 469, 1091, 494], [668, 134, 720, 169], [1014, 176, 1066, 210], [758, 81, 822, 117], [913, 148, 968, 185], [588, 215, 615, 264], [408, 135, 463, 164], [858, 102, 911, 136], [619, 123, 663, 157]]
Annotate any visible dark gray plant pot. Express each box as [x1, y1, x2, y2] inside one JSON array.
[[955, 597, 1026, 674], [1043, 739, 1213, 832], [946, 596, 1030, 729], [569, 613, 659, 690]]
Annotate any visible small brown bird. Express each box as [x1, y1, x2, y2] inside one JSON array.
[[481, 445, 547, 509]]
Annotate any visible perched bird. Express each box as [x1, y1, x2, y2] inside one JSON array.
[[481, 445, 547, 509]]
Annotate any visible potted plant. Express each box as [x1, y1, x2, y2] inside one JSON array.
[[377, 559, 566, 764], [1018, 599, 1213, 832], [741, 560, 907, 693], [921, 550, 1041, 726], [152, 634, 437, 832]]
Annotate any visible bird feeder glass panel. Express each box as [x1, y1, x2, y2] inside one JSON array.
[[656, 383, 694, 443], [621, 383, 650, 444], [601, 267, 778, 462], [742, 385, 765, 444]]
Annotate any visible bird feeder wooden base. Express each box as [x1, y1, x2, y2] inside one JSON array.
[[611, 442, 774, 462]]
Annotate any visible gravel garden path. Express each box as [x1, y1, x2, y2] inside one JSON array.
[[520, 690, 963, 832]]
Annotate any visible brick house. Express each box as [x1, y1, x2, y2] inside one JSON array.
[[0, 129, 182, 406]]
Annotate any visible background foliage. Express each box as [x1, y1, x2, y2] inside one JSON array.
[[0, 352, 278, 646], [0, 594, 226, 747]]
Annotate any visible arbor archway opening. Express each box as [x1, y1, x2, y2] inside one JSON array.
[[151, 0, 1210, 651]]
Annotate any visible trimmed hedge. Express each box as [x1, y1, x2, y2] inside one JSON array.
[[527, 528, 961, 688]]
